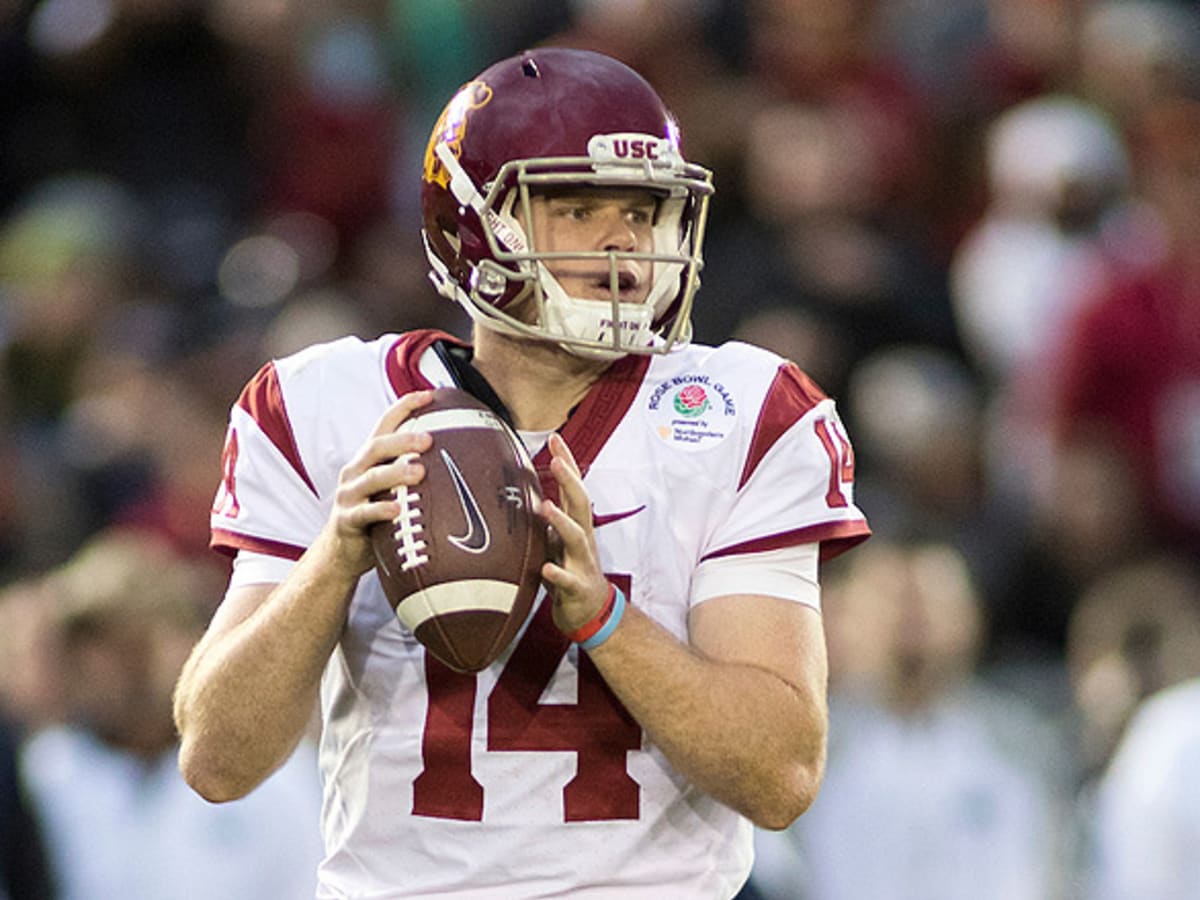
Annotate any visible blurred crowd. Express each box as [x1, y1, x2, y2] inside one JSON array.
[[0, 0, 1198, 898]]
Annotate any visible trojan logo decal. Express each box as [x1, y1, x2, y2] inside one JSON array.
[[423, 80, 493, 188]]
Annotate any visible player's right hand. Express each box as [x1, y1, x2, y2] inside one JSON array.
[[321, 390, 435, 579], [540, 432, 611, 635]]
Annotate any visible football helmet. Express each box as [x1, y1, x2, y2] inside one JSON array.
[[421, 48, 713, 357]]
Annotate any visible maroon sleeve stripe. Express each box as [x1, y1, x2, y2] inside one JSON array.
[[385, 329, 462, 395], [210, 528, 307, 561], [700, 520, 871, 564], [236, 361, 318, 497], [739, 362, 828, 491]]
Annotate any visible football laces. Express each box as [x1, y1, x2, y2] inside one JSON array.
[[391, 455, 429, 571]]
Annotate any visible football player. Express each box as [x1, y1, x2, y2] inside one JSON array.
[[174, 47, 870, 898]]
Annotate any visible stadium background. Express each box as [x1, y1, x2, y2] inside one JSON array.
[[1, 1, 1198, 898]]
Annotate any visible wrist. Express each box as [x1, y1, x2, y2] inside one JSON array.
[[563, 583, 627, 651], [311, 526, 374, 585]]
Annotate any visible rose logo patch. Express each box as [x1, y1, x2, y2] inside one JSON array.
[[647, 375, 735, 450], [673, 385, 710, 418]]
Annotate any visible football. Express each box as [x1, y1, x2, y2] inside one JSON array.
[[370, 387, 547, 673]]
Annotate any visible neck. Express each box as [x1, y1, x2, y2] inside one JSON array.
[[471, 327, 614, 431]]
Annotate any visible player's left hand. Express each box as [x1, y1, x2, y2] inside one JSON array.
[[540, 433, 611, 635]]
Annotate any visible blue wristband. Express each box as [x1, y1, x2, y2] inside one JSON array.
[[578, 585, 626, 651]]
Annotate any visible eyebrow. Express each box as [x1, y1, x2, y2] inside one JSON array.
[[537, 188, 657, 206]]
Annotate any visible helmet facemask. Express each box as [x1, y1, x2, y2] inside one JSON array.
[[426, 136, 713, 358]]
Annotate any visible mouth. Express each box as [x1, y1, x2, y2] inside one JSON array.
[[590, 268, 644, 300], [601, 270, 640, 296], [549, 264, 647, 302]]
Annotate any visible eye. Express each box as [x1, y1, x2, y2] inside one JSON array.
[[626, 206, 655, 226], [547, 199, 591, 221]]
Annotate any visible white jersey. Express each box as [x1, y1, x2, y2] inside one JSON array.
[[22, 727, 324, 900], [1088, 677, 1200, 900], [210, 330, 869, 899]]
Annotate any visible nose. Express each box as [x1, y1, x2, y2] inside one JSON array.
[[597, 206, 638, 253]]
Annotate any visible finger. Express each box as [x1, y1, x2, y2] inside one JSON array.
[[548, 432, 581, 477], [546, 436, 589, 522], [375, 390, 435, 437], [342, 432, 428, 487], [541, 498, 594, 573], [347, 393, 435, 477], [349, 497, 407, 531], [356, 454, 427, 502], [335, 456, 427, 537], [548, 455, 594, 531], [539, 558, 595, 603], [540, 559, 576, 591], [541, 498, 585, 551], [373, 428, 434, 464]]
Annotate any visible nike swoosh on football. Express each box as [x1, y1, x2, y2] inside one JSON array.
[[592, 505, 646, 528], [441, 449, 491, 553]]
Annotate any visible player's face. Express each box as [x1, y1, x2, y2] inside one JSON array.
[[524, 187, 657, 305]]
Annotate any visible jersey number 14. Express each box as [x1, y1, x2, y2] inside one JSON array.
[[413, 574, 639, 822]]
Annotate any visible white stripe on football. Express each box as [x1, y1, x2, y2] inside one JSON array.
[[399, 407, 508, 435], [394, 579, 520, 632]]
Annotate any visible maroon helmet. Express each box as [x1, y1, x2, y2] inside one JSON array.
[[421, 47, 713, 357]]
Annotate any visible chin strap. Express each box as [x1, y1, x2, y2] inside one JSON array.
[[422, 231, 459, 301]]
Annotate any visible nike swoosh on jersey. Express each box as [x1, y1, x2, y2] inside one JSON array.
[[441, 449, 490, 553], [592, 505, 646, 528]]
